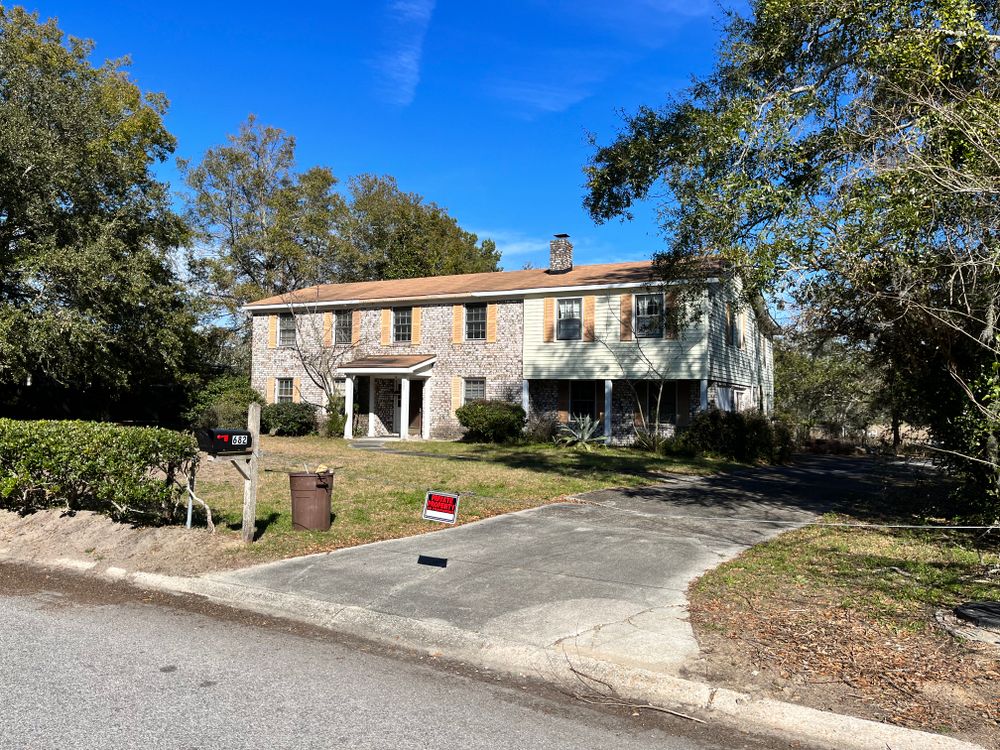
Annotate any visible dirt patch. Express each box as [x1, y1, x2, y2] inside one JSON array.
[[0, 508, 245, 575], [688, 592, 999, 747]]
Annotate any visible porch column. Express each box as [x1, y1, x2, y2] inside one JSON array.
[[700, 378, 709, 411], [343, 376, 354, 440], [368, 377, 376, 437], [400, 376, 410, 440], [603, 379, 613, 438], [421, 377, 431, 439], [521, 380, 530, 415]]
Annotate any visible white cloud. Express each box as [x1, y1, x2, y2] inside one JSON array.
[[374, 0, 436, 106]]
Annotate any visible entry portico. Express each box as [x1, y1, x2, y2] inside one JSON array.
[[337, 355, 436, 440]]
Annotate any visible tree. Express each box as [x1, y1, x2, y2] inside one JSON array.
[[333, 173, 500, 282], [584, 0, 1000, 508], [181, 116, 345, 327], [0, 6, 201, 422]]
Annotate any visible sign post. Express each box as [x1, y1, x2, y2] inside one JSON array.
[[422, 491, 460, 525]]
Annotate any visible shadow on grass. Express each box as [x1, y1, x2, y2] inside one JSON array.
[[226, 511, 282, 541]]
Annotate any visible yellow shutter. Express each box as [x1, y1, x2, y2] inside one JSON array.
[[265, 377, 275, 404], [583, 296, 595, 342], [267, 315, 277, 348], [292, 377, 301, 404], [542, 298, 554, 342], [620, 295, 633, 341], [451, 376, 462, 414], [412, 307, 422, 344], [323, 312, 333, 347], [351, 310, 361, 345], [381, 309, 391, 346], [486, 303, 497, 343], [452, 305, 463, 343]]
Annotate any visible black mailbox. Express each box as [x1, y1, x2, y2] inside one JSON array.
[[196, 429, 253, 456]]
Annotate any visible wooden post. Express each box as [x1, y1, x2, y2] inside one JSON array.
[[241, 403, 261, 544]]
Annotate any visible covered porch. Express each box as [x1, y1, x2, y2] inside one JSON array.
[[337, 355, 436, 440]]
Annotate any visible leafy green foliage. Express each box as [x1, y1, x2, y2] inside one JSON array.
[[185, 374, 264, 429], [456, 401, 526, 443], [677, 409, 795, 463], [0, 7, 201, 422], [261, 402, 317, 436], [0, 419, 198, 522], [555, 414, 607, 451], [584, 0, 1000, 507]]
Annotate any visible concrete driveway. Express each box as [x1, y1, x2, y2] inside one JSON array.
[[207, 456, 885, 675]]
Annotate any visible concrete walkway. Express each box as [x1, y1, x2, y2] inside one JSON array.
[[206, 455, 880, 675]]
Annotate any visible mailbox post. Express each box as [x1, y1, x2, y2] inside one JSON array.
[[240, 403, 261, 544]]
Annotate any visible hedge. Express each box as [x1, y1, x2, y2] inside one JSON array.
[[0, 419, 199, 523], [456, 400, 526, 443], [261, 402, 317, 436]]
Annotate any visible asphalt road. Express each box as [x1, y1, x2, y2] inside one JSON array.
[[0, 565, 799, 750]]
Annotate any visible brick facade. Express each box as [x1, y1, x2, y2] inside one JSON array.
[[251, 301, 524, 439]]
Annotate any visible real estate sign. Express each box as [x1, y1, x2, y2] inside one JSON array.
[[422, 491, 459, 524]]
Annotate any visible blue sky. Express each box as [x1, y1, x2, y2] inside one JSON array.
[[26, 1, 737, 269]]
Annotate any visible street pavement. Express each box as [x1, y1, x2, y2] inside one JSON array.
[[0, 566, 792, 750], [207, 455, 882, 675]]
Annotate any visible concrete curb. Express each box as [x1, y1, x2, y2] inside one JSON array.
[[100, 565, 984, 750]]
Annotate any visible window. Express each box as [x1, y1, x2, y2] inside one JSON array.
[[557, 298, 582, 340], [463, 378, 486, 403], [569, 380, 597, 420], [278, 314, 296, 347], [334, 312, 352, 345], [635, 293, 664, 338], [643, 381, 677, 424], [393, 307, 412, 343], [465, 303, 487, 341], [725, 304, 743, 348], [276, 378, 294, 403]]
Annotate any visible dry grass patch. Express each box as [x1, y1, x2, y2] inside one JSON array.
[[689, 518, 1000, 748]]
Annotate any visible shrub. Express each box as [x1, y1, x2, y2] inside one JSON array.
[[681, 409, 795, 463], [456, 400, 526, 443], [555, 414, 607, 451], [0, 419, 199, 522], [322, 396, 349, 438], [186, 375, 264, 429], [261, 402, 317, 436], [523, 414, 560, 444]]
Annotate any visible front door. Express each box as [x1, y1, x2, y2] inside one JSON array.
[[408, 380, 423, 437]]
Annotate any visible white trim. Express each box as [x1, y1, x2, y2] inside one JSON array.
[[337, 357, 437, 377], [343, 376, 354, 440], [603, 380, 613, 438], [400, 377, 410, 441], [242, 278, 721, 312], [421, 377, 432, 440]]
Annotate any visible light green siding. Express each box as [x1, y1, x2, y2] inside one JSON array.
[[522, 289, 709, 380]]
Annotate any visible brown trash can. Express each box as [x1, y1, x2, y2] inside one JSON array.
[[289, 472, 334, 531]]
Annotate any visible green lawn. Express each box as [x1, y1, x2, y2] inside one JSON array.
[[193, 436, 728, 564]]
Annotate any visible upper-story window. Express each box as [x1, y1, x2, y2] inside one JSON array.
[[725, 304, 744, 348], [635, 293, 664, 338], [393, 307, 412, 343], [465, 303, 487, 341], [278, 313, 296, 347], [334, 312, 352, 345], [557, 298, 582, 341]]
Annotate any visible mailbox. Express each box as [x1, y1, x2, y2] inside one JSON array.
[[195, 429, 253, 456]]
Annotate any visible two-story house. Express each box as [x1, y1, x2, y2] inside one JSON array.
[[245, 235, 776, 443]]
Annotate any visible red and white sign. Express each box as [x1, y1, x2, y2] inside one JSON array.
[[422, 491, 460, 524]]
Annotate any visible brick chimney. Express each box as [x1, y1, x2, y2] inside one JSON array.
[[548, 234, 573, 273]]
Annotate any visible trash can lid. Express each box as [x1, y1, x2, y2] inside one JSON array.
[[954, 601, 1000, 629]]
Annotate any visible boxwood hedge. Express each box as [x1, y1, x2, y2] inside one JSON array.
[[0, 419, 199, 523]]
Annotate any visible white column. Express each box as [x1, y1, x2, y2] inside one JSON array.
[[521, 380, 530, 415], [368, 377, 376, 437], [603, 379, 613, 438], [700, 378, 709, 411], [399, 377, 410, 440], [343, 376, 354, 440], [421, 378, 431, 440]]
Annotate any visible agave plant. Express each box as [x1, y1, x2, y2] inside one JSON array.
[[555, 414, 607, 451]]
